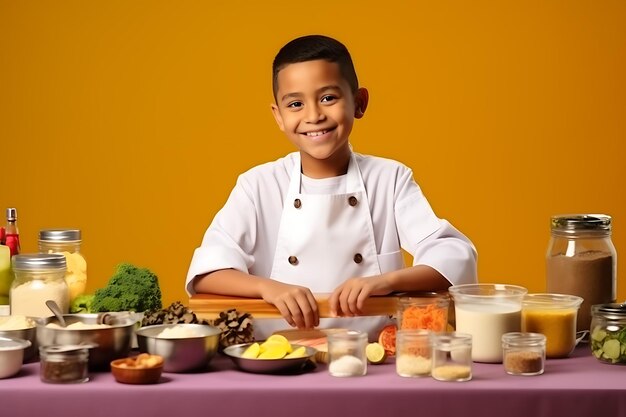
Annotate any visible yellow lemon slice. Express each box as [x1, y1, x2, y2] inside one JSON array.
[[285, 346, 307, 359], [258, 344, 288, 359], [242, 342, 261, 359], [261, 335, 293, 353], [366, 342, 387, 364]]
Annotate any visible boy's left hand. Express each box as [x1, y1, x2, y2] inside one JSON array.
[[328, 275, 392, 317]]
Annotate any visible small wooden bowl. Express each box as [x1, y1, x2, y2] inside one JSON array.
[[110, 355, 164, 384]]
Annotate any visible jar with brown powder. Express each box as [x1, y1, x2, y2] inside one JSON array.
[[546, 214, 617, 332]]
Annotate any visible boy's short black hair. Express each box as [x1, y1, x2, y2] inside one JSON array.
[[272, 35, 359, 100]]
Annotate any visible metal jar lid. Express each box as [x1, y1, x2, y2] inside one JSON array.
[[550, 214, 612, 234], [12, 253, 67, 270], [39, 229, 81, 242], [592, 303, 626, 320]]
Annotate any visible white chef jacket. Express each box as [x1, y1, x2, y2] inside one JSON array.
[[186, 151, 477, 294]]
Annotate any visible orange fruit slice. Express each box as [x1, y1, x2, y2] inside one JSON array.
[[378, 324, 397, 356]]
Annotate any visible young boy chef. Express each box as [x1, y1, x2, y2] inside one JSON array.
[[186, 35, 477, 339]]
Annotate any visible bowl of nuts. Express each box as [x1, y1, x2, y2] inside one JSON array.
[[110, 353, 164, 384]]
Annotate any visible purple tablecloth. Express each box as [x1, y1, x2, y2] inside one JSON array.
[[2, 346, 625, 417]]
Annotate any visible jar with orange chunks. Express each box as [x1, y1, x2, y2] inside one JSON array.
[[397, 294, 449, 332], [522, 293, 583, 358]]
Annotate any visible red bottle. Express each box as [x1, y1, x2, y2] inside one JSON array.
[[5, 208, 20, 257]]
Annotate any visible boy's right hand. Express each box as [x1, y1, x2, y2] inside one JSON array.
[[259, 280, 319, 329]]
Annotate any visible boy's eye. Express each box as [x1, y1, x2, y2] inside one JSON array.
[[287, 101, 303, 108], [321, 95, 336, 103]]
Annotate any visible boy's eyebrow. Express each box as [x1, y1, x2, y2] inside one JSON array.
[[280, 85, 343, 104]]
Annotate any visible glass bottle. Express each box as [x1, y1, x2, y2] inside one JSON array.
[[10, 253, 69, 317], [327, 330, 367, 377], [5, 208, 20, 257], [546, 214, 617, 332], [502, 332, 546, 376], [38, 229, 87, 303]]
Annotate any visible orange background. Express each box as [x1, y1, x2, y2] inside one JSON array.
[[1, 1, 625, 306]]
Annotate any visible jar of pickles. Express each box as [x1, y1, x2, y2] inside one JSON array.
[[39, 229, 87, 303], [10, 253, 69, 317], [590, 303, 626, 365]]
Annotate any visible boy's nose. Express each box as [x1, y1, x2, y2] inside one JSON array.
[[304, 104, 325, 123]]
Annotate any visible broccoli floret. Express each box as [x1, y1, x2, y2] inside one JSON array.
[[91, 263, 162, 313], [70, 294, 95, 313]]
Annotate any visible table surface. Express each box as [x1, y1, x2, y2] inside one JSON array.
[[2, 345, 625, 417]]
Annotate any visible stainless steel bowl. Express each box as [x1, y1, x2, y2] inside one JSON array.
[[223, 343, 317, 374], [0, 317, 38, 362], [135, 324, 221, 373], [0, 336, 31, 379], [36, 314, 137, 370]]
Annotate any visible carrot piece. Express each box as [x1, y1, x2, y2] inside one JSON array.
[[400, 303, 447, 332]]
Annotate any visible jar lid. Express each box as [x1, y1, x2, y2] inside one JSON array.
[[592, 303, 626, 319], [551, 214, 612, 233], [39, 229, 81, 242], [502, 332, 546, 347], [12, 253, 67, 270]]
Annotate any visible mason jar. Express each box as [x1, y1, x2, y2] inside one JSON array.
[[590, 303, 626, 365], [546, 215, 616, 332], [39, 229, 87, 303], [10, 253, 69, 317]]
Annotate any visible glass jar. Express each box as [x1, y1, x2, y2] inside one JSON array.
[[502, 332, 546, 376], [522, 293, 582, 358], [431, 332, 472, 382], [39, 345, 89, 383], [449, 284, 527, 363], [395, 329, 432, 377], [546, 214, 616, 332], [10, 253, 69, 317], [397, 294, 449, 332], [327, 330, 367, 377], [39, 229, 87, 303], [590, 303, 626, 365]]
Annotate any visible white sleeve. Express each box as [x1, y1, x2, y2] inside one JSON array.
[[185, 176, 259, 295], [395, 168, 477, 286]]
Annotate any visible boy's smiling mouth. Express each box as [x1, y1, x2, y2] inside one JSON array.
[[300, 127, 335, 138]]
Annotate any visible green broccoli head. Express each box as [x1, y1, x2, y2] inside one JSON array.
[[70, 294, 95, 313], [91, 263, 162, 313]]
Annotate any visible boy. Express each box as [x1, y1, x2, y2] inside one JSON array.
[[186, 35, 477, 338]]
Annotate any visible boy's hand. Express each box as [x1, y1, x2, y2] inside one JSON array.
[[259, 279, 319, 329], [329, 275, 392, 317]]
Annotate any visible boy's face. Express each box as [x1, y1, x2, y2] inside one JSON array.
[[271, 60, 368, 176]]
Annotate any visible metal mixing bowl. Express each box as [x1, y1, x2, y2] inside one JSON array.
[[0, 317, 38, 362], [36, 314, 137, 370], [135, 324, 221, 373], [223, 343, 317, 374]]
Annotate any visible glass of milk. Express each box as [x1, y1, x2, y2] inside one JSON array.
[[449, 284, 527, 363]]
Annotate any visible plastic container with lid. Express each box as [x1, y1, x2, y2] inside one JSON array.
[[522, 293, 583, 358], [546, 214, 616, 332], [590, 303, 626, 365], [9, 253, 69, 317], [38, 229, 87, 303], [502, 332, 546, 376]]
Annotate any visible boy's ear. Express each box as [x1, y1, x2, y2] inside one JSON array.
[[271, 103, 285, 131], [354, 87, 369, 119]]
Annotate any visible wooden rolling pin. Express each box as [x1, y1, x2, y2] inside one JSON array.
[[189, 292, 448, 321]]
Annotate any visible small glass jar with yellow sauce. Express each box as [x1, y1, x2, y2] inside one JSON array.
[[522, 293, 583, 358]]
